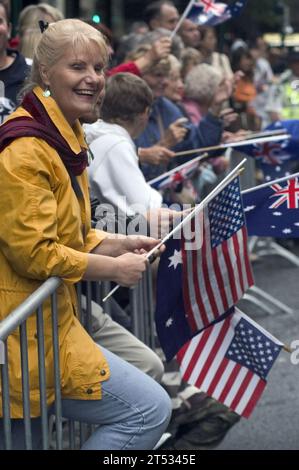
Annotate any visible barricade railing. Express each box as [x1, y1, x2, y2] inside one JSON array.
[[0, 267, 157, 450], [0, 277, 62, 450]]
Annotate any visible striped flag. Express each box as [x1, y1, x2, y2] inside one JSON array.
[[182, 177, 254, 333], [177, 308, 283, 418], [155, 176, 254, 361]]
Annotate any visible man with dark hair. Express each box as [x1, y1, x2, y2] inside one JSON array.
[[144, 1, 179, 32], [0, 0, 29, 123]]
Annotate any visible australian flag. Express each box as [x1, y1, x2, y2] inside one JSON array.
[[241, 120, 299, 181], [149, 159, 199, 191], [187, 0, 247, 27], [242, 172, 299, 238]]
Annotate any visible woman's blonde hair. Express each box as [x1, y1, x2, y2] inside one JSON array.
[[26, 19, 108, 92]]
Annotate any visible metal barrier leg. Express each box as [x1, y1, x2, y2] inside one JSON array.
[[146, 267, 156, 351], [68, 420, 76, 450], [51, 291, 63, 450], [270, 240, 299, 268], [130, 287, 140, 339], [100, 282, 112, 316], [241, 293, 274, 315], [20, 322, 32, 450], [248, 237, 296, 315], [250, 285, 294, 315], [36, 306, 49, 449], [0, 341, 12, 450]]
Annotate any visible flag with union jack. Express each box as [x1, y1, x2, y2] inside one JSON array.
[[149, 159, 200, 191], [187, 0, 246, 27], [241, 120, 299, 181], [155, 177, 254, 361], [176, 307, 283, 418], [242, 171, 299, 238]]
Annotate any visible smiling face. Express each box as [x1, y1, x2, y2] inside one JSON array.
[[41, 42, 106, 126]]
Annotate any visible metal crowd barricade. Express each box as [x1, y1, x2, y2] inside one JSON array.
[[0, 267, 157, 450], [0, 277, 62, 450]]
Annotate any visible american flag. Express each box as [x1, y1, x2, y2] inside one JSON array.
[[182, 177, 254, 333], [242, 172, 299, 238], [155, 177, 253, 361], [177, 307, 283, 418], [187, 0, 246, 26]]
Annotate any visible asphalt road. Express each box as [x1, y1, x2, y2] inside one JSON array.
[[217, 242, 299, 450]]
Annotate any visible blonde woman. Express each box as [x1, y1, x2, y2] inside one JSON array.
[[0, 19, 171, 450]]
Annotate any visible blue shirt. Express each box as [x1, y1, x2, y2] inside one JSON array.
[[135, 97, 223, 180]]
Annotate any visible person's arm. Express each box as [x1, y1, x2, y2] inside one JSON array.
[[107, 37, 171, 78], [107, 61, 142, 77], [84, 234, 164, 285]]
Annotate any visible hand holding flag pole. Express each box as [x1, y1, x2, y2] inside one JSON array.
[[102, 159, 247, 303]]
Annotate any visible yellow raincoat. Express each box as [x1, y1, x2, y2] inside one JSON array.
[[0, 87, 110, 418]]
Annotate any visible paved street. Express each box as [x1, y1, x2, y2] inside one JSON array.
[[218, 244, 299, 450]]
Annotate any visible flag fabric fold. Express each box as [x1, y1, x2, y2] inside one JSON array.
[[242, 172, 299, 238], [176, 307, 283, 418], [155, 176, 254, 361], [187, 0, 247, 27]]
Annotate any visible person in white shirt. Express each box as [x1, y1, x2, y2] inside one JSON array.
[[84, 73, 163, 218]]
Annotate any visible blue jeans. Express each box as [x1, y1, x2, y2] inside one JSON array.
[[0, 347, 172, 450]]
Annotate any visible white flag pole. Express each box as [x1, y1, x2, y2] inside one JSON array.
[[174, 134, 291, 158], [103, 158, 247, 303], [170, 0, 196, 39], [242, 170, 299, 195]]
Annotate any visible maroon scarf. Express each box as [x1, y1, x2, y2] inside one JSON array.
[[0, 91, 88, 177]]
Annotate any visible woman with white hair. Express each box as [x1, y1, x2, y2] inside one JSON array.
[[183, 63, 223, 125]]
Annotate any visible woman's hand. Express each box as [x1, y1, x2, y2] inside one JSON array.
[[219, 108, 238, 128], [121, 235, 165, 256], [159, 118, 189, 148], [114, 252, 148, 286]]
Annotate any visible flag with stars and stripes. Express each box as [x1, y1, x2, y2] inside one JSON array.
[[242, 171, 299, 238], [241, 120, 299, 181], [155, 177, 254, 361], [183, 177, 254, 334], [176, 307, 283, 418], [187, 0, 247, 27]]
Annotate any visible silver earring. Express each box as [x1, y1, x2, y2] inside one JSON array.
[[42, 88, 51, 98]]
